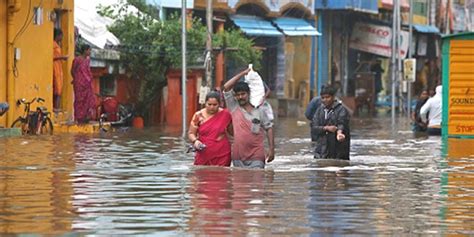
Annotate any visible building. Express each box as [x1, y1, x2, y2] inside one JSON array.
[[314, 0, 445, 114], [1, 0, 75, 128], [194, 0, 321, 116]]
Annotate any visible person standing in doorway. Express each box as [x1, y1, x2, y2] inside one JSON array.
[[312, 85, 351, 160], [223, 68, 275, 169], [71, 44, 95, 124], [53, 28, 68, 110]]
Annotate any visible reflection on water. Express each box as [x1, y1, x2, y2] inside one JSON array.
[[0, 116, 473, 235]]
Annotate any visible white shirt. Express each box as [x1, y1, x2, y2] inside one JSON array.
[[420, 85, 442, 127]]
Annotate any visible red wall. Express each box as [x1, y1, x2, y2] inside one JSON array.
[[164, 69, 202, 126]]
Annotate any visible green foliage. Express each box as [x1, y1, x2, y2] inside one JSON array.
[[213, 29, 262, 71], [97, 0, 261, 121]]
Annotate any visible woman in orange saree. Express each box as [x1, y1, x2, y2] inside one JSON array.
[[53, 29, 68, 110]]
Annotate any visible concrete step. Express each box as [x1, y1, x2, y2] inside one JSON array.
[[0, 128, 21, 138], [53, 121, 111, 133], [52, 111, 72, 125]]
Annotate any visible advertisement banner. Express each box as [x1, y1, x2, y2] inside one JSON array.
[[349, 22, 409, 58]]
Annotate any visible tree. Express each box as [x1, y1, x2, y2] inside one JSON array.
[[98, 0, 261, 123]]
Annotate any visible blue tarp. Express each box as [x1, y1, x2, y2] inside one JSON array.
[[272, 18, 321, 36], [230, 15, 283, 37], [413, 24, 440, 34]]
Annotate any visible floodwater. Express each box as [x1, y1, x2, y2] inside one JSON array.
[[0, 116, 473, 236]]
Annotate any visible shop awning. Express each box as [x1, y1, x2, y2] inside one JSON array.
[[272, 18, 321, 36], [413, 24, 440, 34], [230, 15, 283, 37]]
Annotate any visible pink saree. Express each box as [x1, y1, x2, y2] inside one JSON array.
[[194, 109, 232, 166], [71, 56, 96, 123]]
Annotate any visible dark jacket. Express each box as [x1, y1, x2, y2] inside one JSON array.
[[311, 101, 350, 160], [305, 97, 322, 142], [305, 97, 322, 121]]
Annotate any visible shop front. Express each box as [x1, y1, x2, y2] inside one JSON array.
[[228, 0, 320, 116], [348, 21, 409, 112]]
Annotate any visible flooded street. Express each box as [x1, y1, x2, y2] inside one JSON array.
[[1, 116, 473, 235]]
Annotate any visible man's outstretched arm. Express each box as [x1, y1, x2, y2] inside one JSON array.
[[223, 68, 251, 92]]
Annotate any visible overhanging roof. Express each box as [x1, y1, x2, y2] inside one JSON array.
[[413, 24, 441, 34], [230, 15, 283, 36], [272, 18, 321, 36]]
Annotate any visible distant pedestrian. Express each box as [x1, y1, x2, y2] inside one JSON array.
[[411, 89, 429, 132], [223, 68, 275, 169], [370, 59, 384, 102], [71, 44, 95, 124], [305, 95, 322, 142], [420, 85, 442, 136], [311, 85, 351, 160]]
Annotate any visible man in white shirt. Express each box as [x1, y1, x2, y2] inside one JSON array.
[[420, 85, 442, 136]]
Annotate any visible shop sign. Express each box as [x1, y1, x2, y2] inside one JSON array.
[[349, 22, 409, 58], [403, 58, 416, 82]]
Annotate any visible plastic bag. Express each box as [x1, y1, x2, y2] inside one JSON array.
[[244, 70, 265, 108]]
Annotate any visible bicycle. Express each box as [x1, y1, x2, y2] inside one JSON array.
[[11, 97, 53, 135]]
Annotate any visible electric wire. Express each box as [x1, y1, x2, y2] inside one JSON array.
[[12, 0, 44, 78]]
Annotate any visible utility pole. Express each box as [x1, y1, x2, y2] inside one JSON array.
[[445, 0, 451, 34], [396, 0, 402, 114], [407, 0, 413, 119], [205, 0, 213, 88], [391, 0, 398, 126], [181, 0, 187, 138]]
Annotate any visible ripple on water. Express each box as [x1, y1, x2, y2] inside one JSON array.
[[0, 117, 473, 235]]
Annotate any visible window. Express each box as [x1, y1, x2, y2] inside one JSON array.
[[99, 74, 117, 96]]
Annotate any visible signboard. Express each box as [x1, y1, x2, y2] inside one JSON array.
[[446, 40, 474, 137], [349, 22, 409, 58], [403, 58, 416, 82]]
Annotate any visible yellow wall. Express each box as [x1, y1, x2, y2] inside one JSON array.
[[287, 37, 312, 108], [447, 40, 474, 136], [413, 14, 427, 25], [1, 0, 74, 128], [1, 1, 7, 127]]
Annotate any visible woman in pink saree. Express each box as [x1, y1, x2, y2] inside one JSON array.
[[188, 91, 232, 166], [71, 44, 96, 123]]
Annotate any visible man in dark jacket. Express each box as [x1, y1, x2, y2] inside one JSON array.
[[311, 85, 350, 160]]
